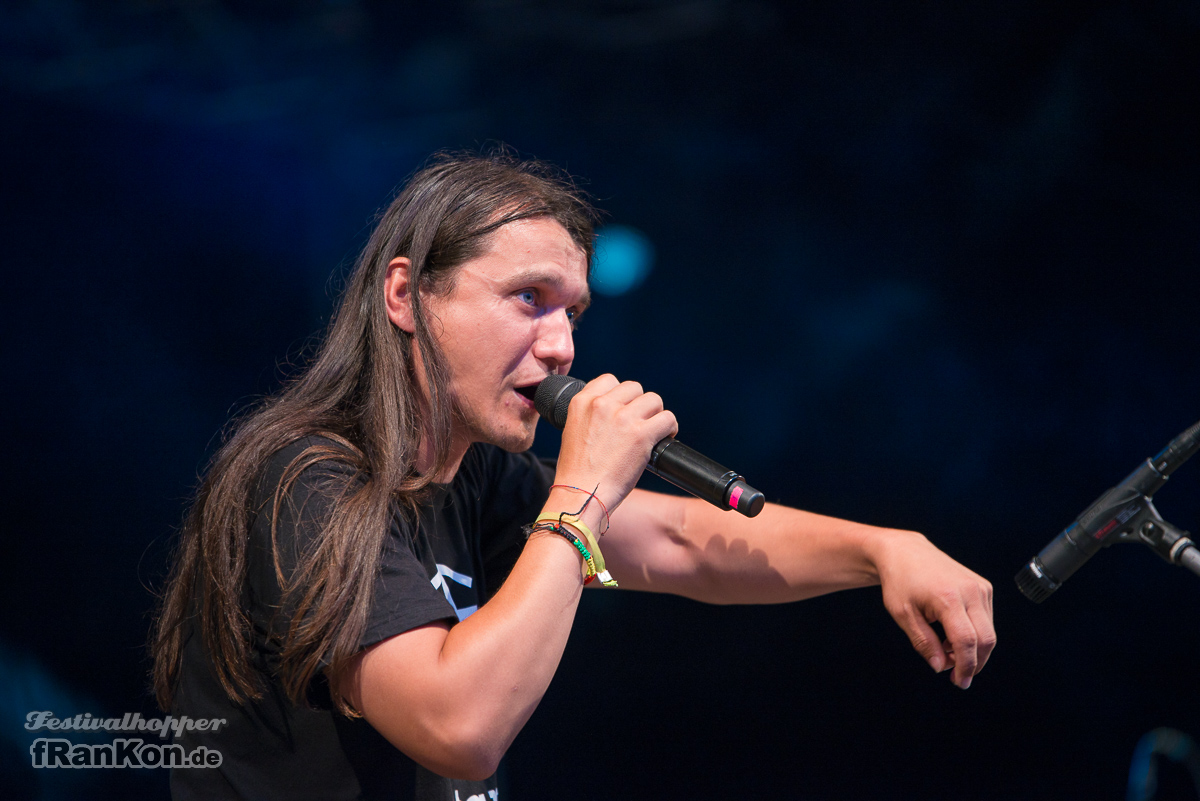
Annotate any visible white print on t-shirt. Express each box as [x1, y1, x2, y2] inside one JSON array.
[[431, 564, 477, 621], [454, 789, 498, 801]]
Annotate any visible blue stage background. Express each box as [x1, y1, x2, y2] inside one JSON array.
[[2, 2, 1198, 798]]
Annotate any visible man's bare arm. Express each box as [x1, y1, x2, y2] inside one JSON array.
[[600, 488, 996, 688]]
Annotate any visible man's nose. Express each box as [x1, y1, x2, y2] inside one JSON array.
[[533, 310, 575, 370]]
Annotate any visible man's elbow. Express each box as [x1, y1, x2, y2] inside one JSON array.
[[409, 717, 507, 782], [437, 740, 503, 784]]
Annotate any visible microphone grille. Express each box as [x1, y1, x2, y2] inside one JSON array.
[[533, 374, 585, 430], [1014, 560, 1057, 603]]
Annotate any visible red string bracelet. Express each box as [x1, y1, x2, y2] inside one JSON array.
[[549, 484, 610, 533]]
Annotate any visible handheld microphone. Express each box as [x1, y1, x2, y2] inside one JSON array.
[[533, 374, 765, 517], [1015, 419, 1200, 602]]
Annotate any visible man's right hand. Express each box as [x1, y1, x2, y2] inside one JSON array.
[[553, 374, 679, 515]]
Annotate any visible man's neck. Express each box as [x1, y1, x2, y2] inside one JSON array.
[[416, 432, 470, 484]]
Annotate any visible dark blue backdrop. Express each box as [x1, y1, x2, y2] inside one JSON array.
[[3, 2, 1198, 798]]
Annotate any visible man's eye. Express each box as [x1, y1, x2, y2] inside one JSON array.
[[518, 290, 537, 306]]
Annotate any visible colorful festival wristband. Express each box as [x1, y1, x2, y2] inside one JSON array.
[[529, 520, 599, 584], [536, 514, 617, 587]]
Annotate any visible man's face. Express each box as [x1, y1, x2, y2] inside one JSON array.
[[423, 217, 590, 454]]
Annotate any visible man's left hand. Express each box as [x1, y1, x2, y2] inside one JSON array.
[[871, 531, 996, 689]]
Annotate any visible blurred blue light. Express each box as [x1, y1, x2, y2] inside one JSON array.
[[1127, 727, 1200, 801], [592, 225, 654, 296]]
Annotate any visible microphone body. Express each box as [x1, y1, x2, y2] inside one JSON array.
[[533, 375, 765, 517], [1016, 463, 1159, 603]]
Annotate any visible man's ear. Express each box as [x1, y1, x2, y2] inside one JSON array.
[[384, 257, 417, 333]]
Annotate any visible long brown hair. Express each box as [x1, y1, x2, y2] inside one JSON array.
[[151, 150, 597, 715]]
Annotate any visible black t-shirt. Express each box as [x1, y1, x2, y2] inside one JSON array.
[[171, 437, 555, 800]]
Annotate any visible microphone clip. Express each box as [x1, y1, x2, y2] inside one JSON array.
[[1126, 502, 1198, 571]]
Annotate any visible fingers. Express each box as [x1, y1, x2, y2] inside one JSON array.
[[933, 582, 996, 690], [572, 373, 620, 404], [622, 391, 678, 438], [939, 608, 980, 689], [967, 581, 997, 673], [962, 580, 997, 687], [896, 603, 950, 675], [572, 376, 677, 439]]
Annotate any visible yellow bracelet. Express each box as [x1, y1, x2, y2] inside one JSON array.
[[536, 514, 617, 587]]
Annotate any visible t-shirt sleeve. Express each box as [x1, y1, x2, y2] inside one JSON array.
[[358, 509, 458, 649]]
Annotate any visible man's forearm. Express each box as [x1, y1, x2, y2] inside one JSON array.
[[602, 489, 920, 604]]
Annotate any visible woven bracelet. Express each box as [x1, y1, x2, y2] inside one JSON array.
[[536, 515, 617, 587], [528, 520, 599, 584]]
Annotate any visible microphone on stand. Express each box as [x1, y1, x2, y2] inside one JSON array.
[[1015, 418, 1200, 602], [533, 374, 765, 517]]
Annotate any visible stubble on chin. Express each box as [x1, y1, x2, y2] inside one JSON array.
[[453, 400, 538, 454], [497, 431, 536, 453], [490, 414, 538, 453]]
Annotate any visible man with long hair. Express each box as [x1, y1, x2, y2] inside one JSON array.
[[151, 151, 995, 800]]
